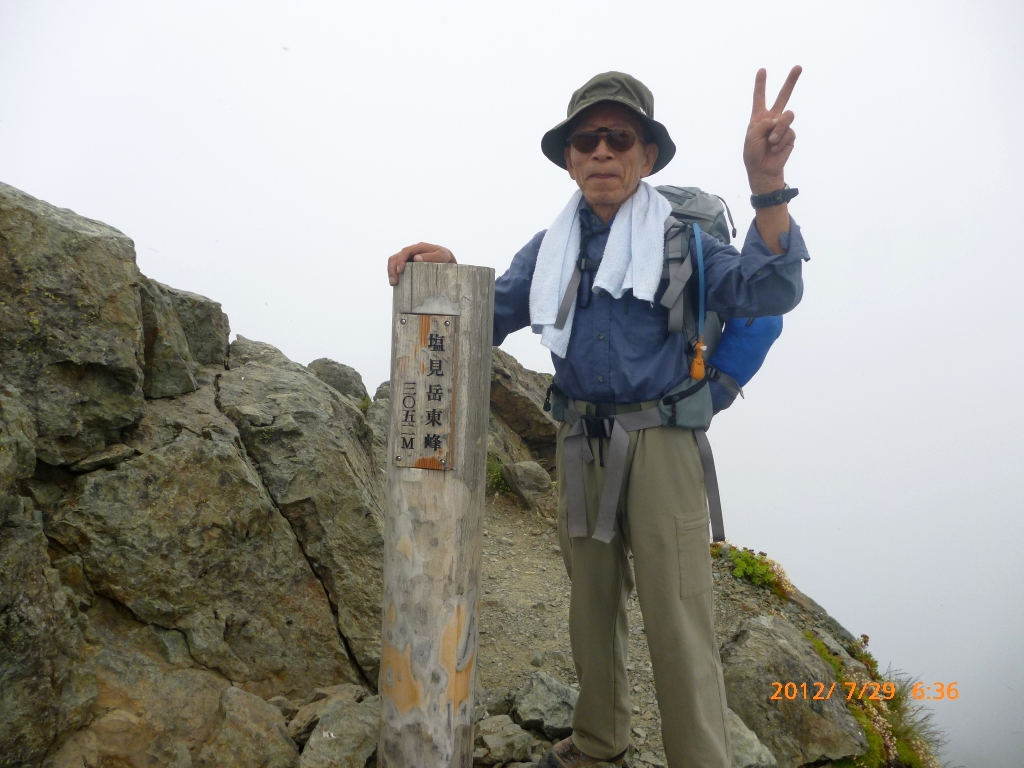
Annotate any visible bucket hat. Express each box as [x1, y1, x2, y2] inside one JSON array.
[[541, 71, 676, 174]]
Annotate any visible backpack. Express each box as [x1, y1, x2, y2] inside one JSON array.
[[655, 185, 782, 422]]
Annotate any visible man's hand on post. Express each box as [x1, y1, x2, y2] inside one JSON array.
[[743, 65, 802, 254], [387, 243, 457, 286]]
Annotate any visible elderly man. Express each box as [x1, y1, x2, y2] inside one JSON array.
[[387, 69, 807, 768]]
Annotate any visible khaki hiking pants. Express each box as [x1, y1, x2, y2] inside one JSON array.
[[555, 417, 730, 768]]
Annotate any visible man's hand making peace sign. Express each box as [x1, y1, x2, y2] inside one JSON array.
[[742, 65, 802, 253]]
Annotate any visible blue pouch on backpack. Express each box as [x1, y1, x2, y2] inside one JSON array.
[[707, 315, 783, 413]]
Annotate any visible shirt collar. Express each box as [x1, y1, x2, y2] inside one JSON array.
[[578, 201, 612, 239]]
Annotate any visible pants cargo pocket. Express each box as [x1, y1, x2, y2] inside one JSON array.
[[676, 516, 713, 599]]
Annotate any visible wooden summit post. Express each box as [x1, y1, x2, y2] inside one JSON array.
[[379, 262, 495, 767]]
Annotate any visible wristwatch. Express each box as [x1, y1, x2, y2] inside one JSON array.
[[750, 185, 799, 209]]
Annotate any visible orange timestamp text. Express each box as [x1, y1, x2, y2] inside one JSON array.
[[770, 681, 960, 702]]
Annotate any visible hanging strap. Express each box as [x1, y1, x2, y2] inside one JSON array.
[[694, 429, 726, 542], [562, 405, 663, 543]]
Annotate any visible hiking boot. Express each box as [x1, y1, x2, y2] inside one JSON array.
[[538, 736, 627, 768]]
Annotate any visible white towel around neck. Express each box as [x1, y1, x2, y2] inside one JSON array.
[[529, 181, 672, 358]]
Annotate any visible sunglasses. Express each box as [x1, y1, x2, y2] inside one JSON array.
[[566, 128, 638, 154]]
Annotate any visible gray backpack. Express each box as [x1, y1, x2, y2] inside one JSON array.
[[654, 186, 745, 429]]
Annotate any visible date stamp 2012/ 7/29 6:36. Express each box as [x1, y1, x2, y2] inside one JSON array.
[[770, 681, 960, 702]]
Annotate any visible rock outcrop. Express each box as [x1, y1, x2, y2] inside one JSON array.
[[489, 348, 558, 472], [138, 276, 199, 399], [1, 386, 95, 767], [1, 182, 380, 767], [307, 358, 369, 404], [40, 370, 360, 696], [721, 615, 868, 768], [511, 672, 577, 741], [194, 686, 301, 768], [219, 337, 384, 684], [0, 181, 146, 466], [298, 695, 381, 768], [157, 282, 230, 367], [364, 382, 391, 475], [500, 461, 557, 517]]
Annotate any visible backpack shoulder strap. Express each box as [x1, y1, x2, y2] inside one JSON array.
[[659, 218, 693, 335]]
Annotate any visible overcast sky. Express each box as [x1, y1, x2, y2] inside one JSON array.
[[2, 1, 1022, 764]]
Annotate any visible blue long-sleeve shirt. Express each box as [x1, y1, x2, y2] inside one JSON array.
[[492, 205, 809, 403]]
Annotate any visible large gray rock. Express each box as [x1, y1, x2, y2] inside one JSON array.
[[138, 276, 198, 399], [0, 383, 96, 766], [812, 628, 871, 681], [219, 337, 385, 683], [726, 706, 777, 768], [721, 615, 867, 768], [195, 686, 300, 768], [43, 597, 232, 768], [474, 715, 537, 765], [500, 460, 556, 516], [307, 358, 369, 403], [475, 686, 515, 720], [286, 684, 364, 748], [0, 181, 146, 465], [512, 671, 578, 740], [488, 411, 533, 469], [490, 348, 558, 471], [40, 375, 360, 699], [158, 281, 230, 367], [1, 501, 96, 765], [299, 695, 381, 768]]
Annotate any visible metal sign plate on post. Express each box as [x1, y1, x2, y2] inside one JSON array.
[[392, 313, 459, 471]]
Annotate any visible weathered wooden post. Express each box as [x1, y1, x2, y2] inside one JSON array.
[[378, 262, 495, 767]]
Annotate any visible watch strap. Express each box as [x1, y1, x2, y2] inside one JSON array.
[[750, 186, 799, 209]]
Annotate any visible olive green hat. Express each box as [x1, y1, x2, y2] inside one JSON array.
[[541, 71, 676, 174]]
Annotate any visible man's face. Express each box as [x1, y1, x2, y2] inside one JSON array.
[[563, 102, 659, 217]]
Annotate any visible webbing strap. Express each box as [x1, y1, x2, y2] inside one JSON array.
[[709, 368, 743, 400], [562, 406, 663, 543], [694, 429, 725, 542], [554, 265, 583, 330], [659, 222, 692, 335], [693, 223, 706, 340]]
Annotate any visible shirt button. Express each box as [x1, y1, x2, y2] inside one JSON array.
[[598, 376, 605, 383], [598, 333, 605, 340]]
